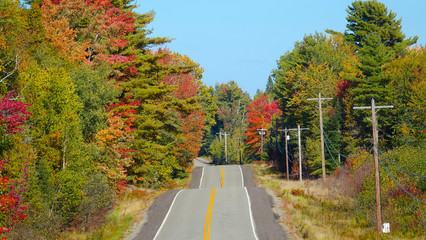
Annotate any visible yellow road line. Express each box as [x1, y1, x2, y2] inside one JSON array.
[[221, 166, 224, 188], [204, 188, 216, 240], [208, 188, 215, 239]]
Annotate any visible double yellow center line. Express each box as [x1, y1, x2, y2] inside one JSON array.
[[203, 188, 216, 240], [220, 166, 224, 188], [204, 166, 225, 239]]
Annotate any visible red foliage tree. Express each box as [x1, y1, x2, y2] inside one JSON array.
[[0, 92, 32, 135], [0, 160, 28, 239], [0, 92, 31, 239], [245, 94, 281, 156]]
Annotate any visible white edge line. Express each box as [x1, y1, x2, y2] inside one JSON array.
[[239, 165, 244, 188], [244, 187, 259, 240], [199, 166, 205, 189], [153, 189, 184, 240]]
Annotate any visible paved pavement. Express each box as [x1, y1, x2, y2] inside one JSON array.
[[193, 157, 210, 167], [133, 164, 288, 240]]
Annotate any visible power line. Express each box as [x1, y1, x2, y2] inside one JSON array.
[[322, 130, 349, 158], [374, 149, 426, 204], [317, 129, 373, 174], [377, 148, 426, 178], [323, 132, 351, 173]]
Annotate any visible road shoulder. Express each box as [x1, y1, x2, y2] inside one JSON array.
[[246, 186, 289, 240], [241, 165, 256, 187], [189, 166, 202, 189], [129, 189, 181, 240]]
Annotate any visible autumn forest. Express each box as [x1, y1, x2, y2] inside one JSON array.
[[0, 0, 424, 239]]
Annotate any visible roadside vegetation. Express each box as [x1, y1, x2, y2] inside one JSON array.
[[61, 170, 192, 240], [62, 188, 159, 240], [252, 162, 425, 240]]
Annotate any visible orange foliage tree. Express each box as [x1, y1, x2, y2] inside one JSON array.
[[41, 0, 134, 63]]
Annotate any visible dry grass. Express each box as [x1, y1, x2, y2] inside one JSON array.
[[251, 163, 386, 240], [62, 188, 160, 240]]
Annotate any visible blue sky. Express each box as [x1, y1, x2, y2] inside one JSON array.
[[135, 0, 426, 97]]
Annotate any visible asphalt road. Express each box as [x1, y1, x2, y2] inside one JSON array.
[[133, 165, 288, 240]]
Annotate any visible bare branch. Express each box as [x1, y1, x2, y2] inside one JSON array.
[[0, 53, 19, 85]]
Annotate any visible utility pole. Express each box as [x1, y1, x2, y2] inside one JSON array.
[[257, 128, 267, 154], [278, 128, 291, 180], [279, 125, 308, 181], [216, 131, 230, 163], [278, 128, 293, 180], [353, 98, 393, 234], [216, 131, 223, 142], [284, 129, 289, 180], [297, 124, 309, 181], [308, 93, 332, 184]]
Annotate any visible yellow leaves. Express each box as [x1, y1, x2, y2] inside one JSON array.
[[409, 77, 426, 107], [0, 33, 5, 50], [285, 63, 337, 112], [0, 33, 5, 72], [47, 131, 62, 148], [95, 114, 131, 147], [400, 124, 410, 136], [349, 149, 371, 171], [339, 54, 363, 79], [94, 162, 127, 186]]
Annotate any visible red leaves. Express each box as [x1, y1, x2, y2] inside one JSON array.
[[0, 160, 29, 237], [245, 94, 281, 155], [335, 79, 352, 99], [103, 8, 135, 35], [0, 94, 30, 236], [110, 36, 128, 48], [0, 92, 32, 135], [108, 54, 135, 64]]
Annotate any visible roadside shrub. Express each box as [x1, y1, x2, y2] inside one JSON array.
[[356, 145, 425, 236], [331, 149, 373, 197], [71, 173, 113, 231], [209, 138, 224, 164], [291, 188, 305, 197], [125, 188, 148, 200]]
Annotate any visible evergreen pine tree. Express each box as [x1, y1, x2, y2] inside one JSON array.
[[344, 0, 418, 105], [344, 0, 417, 51]]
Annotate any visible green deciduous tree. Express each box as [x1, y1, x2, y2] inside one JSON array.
[[386, 46, 426, 146], [71, 64, 119, 142], [208, 81, 250, 164], [272, 33, 360, 175]]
